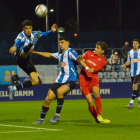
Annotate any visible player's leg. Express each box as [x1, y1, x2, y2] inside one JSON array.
[[50, 81, 75, 123], [84, 93, 99, 123], [79, 75, 99, 123], [8, 56, 39, 100], [91, 86, 110, 123], [33, 89, 56, 124], [127, 75, 140, 108]]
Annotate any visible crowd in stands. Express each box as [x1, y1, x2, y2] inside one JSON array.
[[98, 41, 132, 83]]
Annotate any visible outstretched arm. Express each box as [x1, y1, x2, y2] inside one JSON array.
[[51, 24, 58, 33], [30, 50, 54, 58]]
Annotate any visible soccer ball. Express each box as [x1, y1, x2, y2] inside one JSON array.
[[35, 4, 47, 18]]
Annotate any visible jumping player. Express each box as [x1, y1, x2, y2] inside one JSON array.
[[8, 19, 58, 100], [78, 41, 110, 123]]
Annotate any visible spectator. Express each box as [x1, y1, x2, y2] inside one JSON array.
[[11, 71, 20, 85], [121, 41, 131, 71], [109, 51, 120, 71]]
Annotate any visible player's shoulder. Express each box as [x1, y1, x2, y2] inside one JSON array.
[[32, 31, 37, 35], [69, 48, 77, 53], [100, 55, 107, 63], [16, 32, 24, 39]]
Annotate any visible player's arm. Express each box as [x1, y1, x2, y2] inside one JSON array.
[[78, 60, 94, 73], [9, 35, 22, 54], [41, 24, 58, 36], [122, 52, 130, 69], [30, 50, 54, 58], [122, 62, 130, 69], [9, 46, 16, 54], [76, 54, 94, 73]]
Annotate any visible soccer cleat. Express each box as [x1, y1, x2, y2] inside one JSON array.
[[97, 115, 110, 123], [33, 119, 45, 124], [31, 30, 41, 45], [97, 115, 104, 122], [100, 119, 110, 123], [126, 103, 133, 108], [8, 86, 15, 100], [50, 114, 60, 123]]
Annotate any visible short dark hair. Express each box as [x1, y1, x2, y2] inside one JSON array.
[[133, 39, 139, 43], [22, 20, 32, 28], [59, 36, 70, 43], [96, 41, 108, 52]]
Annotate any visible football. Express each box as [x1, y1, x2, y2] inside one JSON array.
[[35, 4, 47, 18]]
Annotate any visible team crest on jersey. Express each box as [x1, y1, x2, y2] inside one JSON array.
[[61, 62, 66, 67], [132, 59, 140, 62], [17, 36, 22, 39], [64, 54, 67, 58], [98, 58, 101, 61]]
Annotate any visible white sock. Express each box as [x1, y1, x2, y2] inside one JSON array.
[[13, 86, 17, 90], [130, 100, 134, 104], [138, 97, 140, 102]]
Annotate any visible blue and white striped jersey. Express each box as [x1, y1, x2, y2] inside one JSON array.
[[127, 49, 140, 77], [13, 30, 52, 53], [52, 48, 78, 83]]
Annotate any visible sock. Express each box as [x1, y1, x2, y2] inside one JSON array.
[[88, 106, 99, 123], [40, 106, 49, 119], [132, 90, 138, 100], [138, 97, 140, 102], [130, 99, 134, 104], [94, 97, 102, 115], [136, 90, 140, 97], [56, 98, 64, 114], [23, 43, 33, 52], [16, 81, 33, 90]]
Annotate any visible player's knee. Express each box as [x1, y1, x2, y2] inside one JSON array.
[[93, 90, 100, 98], [57, 89, 63, 97], [32, 79, 39, 86]]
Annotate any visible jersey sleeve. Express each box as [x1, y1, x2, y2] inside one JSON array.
[[52, 52, 59, 59], [69, 49, 78, 60], [13, 35, 22, 48], [127, 51, 130, 62], [40, 30, 52, 37]]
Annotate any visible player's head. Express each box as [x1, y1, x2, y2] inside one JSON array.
[[132, 39, 139, 50], [94, 41, 108, 56], [59, 36, 70, 51], [125, 41, 129, 46], [22, 20, 33, 36], [12, 71, 16, 75]]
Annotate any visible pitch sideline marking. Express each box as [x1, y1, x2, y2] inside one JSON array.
[[0, 130, 45, 133], [0, 124, 63, 131]]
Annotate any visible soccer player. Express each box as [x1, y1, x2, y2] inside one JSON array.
[[8, 19, 58, 100], [122, 39, 140, 109], [78, 41, 110, 123], [32, 36, 94, 124]]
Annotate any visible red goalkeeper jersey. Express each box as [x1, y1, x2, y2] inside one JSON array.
[[81, 51, 107, 78]]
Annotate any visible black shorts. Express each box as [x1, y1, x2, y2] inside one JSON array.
[[50, 81, 76, 98], [131, 75, 140, 85], [15, 52, 37, 76]]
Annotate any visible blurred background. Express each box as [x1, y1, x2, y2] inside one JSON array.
[[0, 0, 139, 84]]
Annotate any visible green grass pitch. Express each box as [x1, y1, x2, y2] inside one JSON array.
[[0, 99, 140, 140]]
